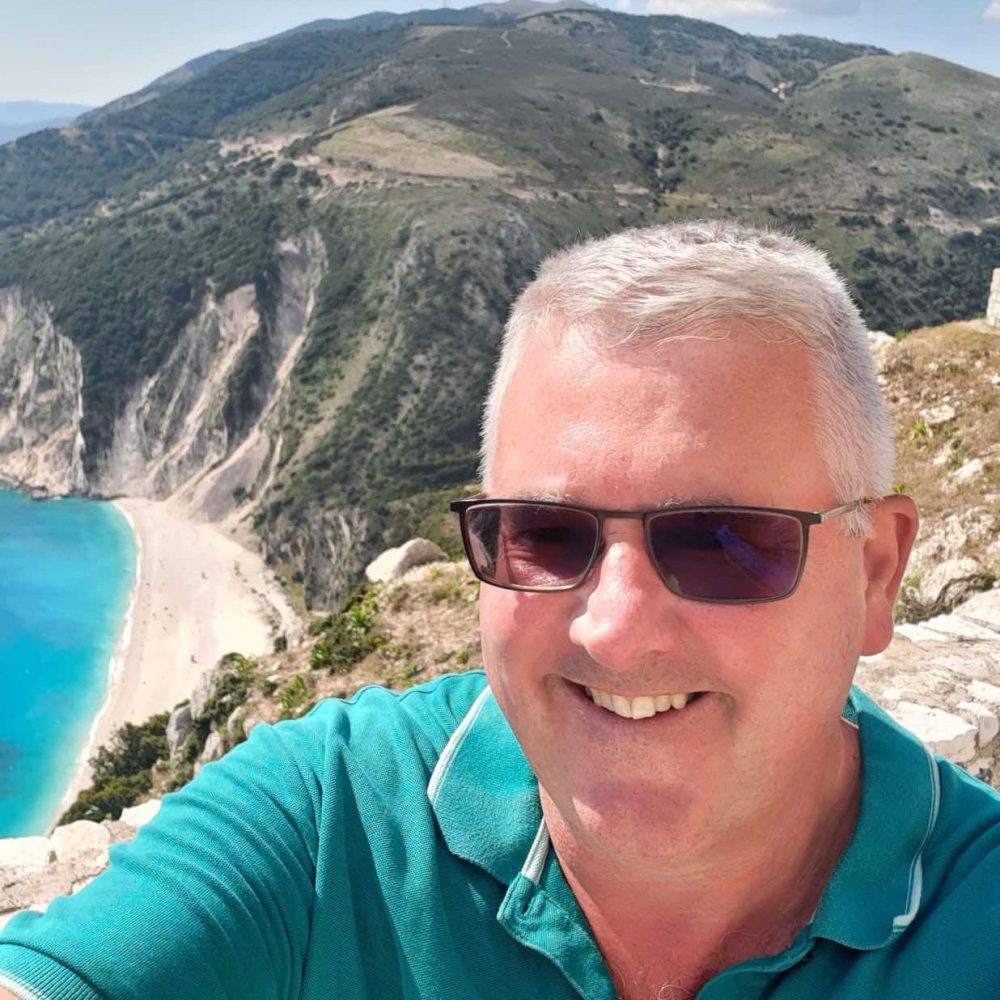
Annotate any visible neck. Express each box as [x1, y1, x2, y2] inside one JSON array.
[[542, 719, 861, 997]]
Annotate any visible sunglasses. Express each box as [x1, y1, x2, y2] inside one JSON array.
[[449, 496, 874, 605]]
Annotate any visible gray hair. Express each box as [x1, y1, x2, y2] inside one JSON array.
[[479, 220, 893, 535]]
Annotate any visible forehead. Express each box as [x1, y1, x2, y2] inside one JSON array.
[[490, 326, 828, 508]]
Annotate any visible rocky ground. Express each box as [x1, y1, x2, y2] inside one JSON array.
[[873, 320, 1000, 618]]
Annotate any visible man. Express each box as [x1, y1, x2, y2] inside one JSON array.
[[2, 221, 999, 999]]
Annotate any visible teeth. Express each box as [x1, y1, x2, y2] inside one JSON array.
[[585, 687, 698, 719], [611, 694, 633, 718]]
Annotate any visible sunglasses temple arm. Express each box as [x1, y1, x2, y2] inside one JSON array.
[[818, 500, 870, 522]]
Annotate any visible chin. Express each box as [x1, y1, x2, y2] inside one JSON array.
[[554, 772, 708, 858]]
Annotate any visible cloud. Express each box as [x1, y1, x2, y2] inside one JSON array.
[[614, 0, 633, 9], [646, 0, 860, 15], [984, 1, 1000, 19]]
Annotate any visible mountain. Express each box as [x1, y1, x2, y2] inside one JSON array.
[[0, 7, 998, 608], [88, 1, 600, 121], [0, 101, 92, 144]]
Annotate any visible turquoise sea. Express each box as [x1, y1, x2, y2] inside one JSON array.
[[0, 489, 136, 837]]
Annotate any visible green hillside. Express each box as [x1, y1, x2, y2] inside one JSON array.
[[1, 7, 998, 606]]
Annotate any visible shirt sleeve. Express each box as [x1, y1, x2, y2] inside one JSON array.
[[0, 712, 326, 1000]]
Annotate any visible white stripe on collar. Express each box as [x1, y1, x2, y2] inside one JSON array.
[[427, 685, 491, 807], [521, 818, 551, 885], [892, 743, 941, 933]]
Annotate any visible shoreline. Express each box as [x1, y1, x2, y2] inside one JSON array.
[[47, 496, 301, 833]]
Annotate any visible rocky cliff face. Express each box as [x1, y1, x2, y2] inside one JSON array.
[[93, 230, 327, 512], [0, 231, 326, 523], [0, 289, 86, 495]]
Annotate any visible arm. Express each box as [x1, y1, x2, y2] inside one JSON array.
[[0, 714, 325, 1000]]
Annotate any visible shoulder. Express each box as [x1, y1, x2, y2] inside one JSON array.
[[302, 669, 489, 746], [254, 670, 491, 788]]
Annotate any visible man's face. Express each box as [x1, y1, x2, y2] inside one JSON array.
[[480, 325, 878, 868]]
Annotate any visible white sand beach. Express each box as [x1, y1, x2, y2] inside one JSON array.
[[49, 496, 300, 832]]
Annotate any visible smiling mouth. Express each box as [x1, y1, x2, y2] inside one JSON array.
[[584, 686, 706, 719]]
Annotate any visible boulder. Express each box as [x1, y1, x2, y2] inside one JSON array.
[[365, 539, 448, 583], [243, 715, 264, 737], [200, 731, 225, 764], [920, 403, 956, 427], [889, 702, 978, 763], [952, 457, 985, 484], [966, 680, 1000, 709], [166, 703, 193, 759], [190, 667, 221, 721], [119, 799, 162, 830], [957, 701, 1000, 747], [954, 589, 1000, 632], [867, 330, 896, 354], [0, 837, 54, 871], [226, 705, 248, 740], [919, 557, 984, 606], [50, 821, 110, 863]]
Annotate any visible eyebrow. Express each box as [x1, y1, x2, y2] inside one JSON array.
[[512, 490, 741, 509]]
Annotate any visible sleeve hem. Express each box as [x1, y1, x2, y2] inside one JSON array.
[[0, 946, 102, 1000]]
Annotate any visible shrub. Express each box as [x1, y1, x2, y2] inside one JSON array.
[[59, 713, 170, 824]]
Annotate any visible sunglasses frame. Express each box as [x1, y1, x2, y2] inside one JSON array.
[[449, 496, 874, 605]]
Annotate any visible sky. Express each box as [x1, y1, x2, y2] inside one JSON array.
[[1, 0, 998, 107]]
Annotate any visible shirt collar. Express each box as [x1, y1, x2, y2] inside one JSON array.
[[427, 684, 543, 886], [427, 681, 941, 951], [810, 686, 941, 950]]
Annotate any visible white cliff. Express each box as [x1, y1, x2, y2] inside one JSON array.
[[178, 229, 328, 524], [0, 230, 326, 515], [93, 229, 327, 514], [0, 289, 87, 495]]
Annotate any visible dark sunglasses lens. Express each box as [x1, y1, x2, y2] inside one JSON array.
[[648, 510, 804, 601], [464, 504, 599, 589]]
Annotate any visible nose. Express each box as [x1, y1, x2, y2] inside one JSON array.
[[568, 520, 687, 673]]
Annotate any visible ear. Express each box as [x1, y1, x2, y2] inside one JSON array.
[[861, 495, 920, 656]]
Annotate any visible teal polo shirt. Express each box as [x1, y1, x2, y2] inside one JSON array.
[[1, 669, 999, 999]]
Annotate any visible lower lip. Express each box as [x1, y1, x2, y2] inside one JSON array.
[[568, 682, 713, 725]]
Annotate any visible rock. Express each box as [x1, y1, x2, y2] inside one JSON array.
[[966, 680, 1000, 709], [987, 268, 1000, 329], [365, 539, 448, 583], [952, 458, 984, 484], [909, 509, 992, 569], [166, 703, 193, 759], [119, 799, 162, 830], [919, 557, 982, 606], [226, 705, 248, 740], [190, 667, 221, 720], [920, 403, 956, 427], [954, 589, 1000, 632], [911, 611, 998, 641], [0, 288, 88, 495], [0, 836, 54, 871], [100, 819, 138, 846], [243, 715, 264, 737], [889, 702, 978, 763], [867, 330, 896, 352], [200, 731, 225, 764], [957, 701, 1000, 746], [49, 821, 110, 863], [970, 758, 994, 783]]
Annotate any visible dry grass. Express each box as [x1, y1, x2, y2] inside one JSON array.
[[315, 108, 513, 180]]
